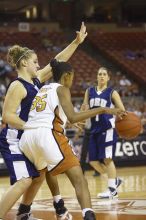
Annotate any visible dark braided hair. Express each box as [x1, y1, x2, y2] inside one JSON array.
[[50, 59, 73, 82]]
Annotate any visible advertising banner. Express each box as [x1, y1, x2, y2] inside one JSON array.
[[72, 133, 146, 168]]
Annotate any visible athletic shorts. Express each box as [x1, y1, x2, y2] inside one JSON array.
[[0, 135, 39, 185], [19, 127, 80, 175], [89, 128, 117, 161]]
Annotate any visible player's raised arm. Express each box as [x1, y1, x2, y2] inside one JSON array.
[[55, 22, 87, 62], [37, 22, 87, 83]]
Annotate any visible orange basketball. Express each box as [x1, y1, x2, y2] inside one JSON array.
[[115, 112, 142, 140]]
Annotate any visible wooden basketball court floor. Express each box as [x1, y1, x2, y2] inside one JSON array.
[[0, 166, 146, 220]]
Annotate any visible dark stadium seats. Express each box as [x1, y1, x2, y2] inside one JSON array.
[[88, 31, 146, 83]]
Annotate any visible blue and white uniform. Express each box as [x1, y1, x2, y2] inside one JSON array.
[[88, 86, 117, 161], [0, 78, 42, 184]]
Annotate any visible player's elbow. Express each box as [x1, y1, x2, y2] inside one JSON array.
[[67, 115, 76, 124], [67, 117, 75, 124], [2, 112, 7, 123], [2, 112, 11, 124]]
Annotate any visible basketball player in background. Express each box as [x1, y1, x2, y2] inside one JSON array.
[[82, 67, 126, 199], [0, 22, 87, 220], [19, 59, 125, 220]]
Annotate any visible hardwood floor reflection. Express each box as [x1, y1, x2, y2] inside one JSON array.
[[0, 166, 146, 220]]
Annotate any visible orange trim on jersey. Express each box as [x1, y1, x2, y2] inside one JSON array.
[[49, 130, 80, 176], [52, 106, 64, 133]]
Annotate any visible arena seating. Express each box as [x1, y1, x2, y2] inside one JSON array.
[[88, 31, 146, 83], [0, 31, 145, 129]]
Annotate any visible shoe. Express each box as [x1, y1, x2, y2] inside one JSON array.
[[54, 199, 72, 220], [84, 211, 96, 220], [97, 187, 118, 199], [116, 177, 123, 188], [56, 211, 72, 220], [97, 177, 122, 199], [16, 213, 42, 220]]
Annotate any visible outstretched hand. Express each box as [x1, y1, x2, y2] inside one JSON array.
[[75, 22, 88, 44], [112, 108, 127, 119]]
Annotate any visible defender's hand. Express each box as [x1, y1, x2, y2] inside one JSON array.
[[75, 22, 88, 44]]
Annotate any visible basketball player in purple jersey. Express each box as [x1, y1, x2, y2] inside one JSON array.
[[0, 22, 87, 220], [82, 67, 125, 199]]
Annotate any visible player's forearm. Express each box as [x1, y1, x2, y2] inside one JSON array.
[[55, 39, 80, 62], [68, 107, 106, 124], [116, 102, 125, 111], [2, 113, 25, 130]]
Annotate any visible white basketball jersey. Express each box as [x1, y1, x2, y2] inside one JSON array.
[[24, 83, 67, 131]]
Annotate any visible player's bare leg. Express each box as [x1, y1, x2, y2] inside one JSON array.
[[89, 161, 107, 175], [16, 170, 46, 220], [0, 178, 32, 219], [97, 158, 121, 199], [46, 172, 72, 220], [65, 166, 96, 220]]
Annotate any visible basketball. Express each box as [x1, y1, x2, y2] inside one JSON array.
[[115, 112, 142, 140]]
